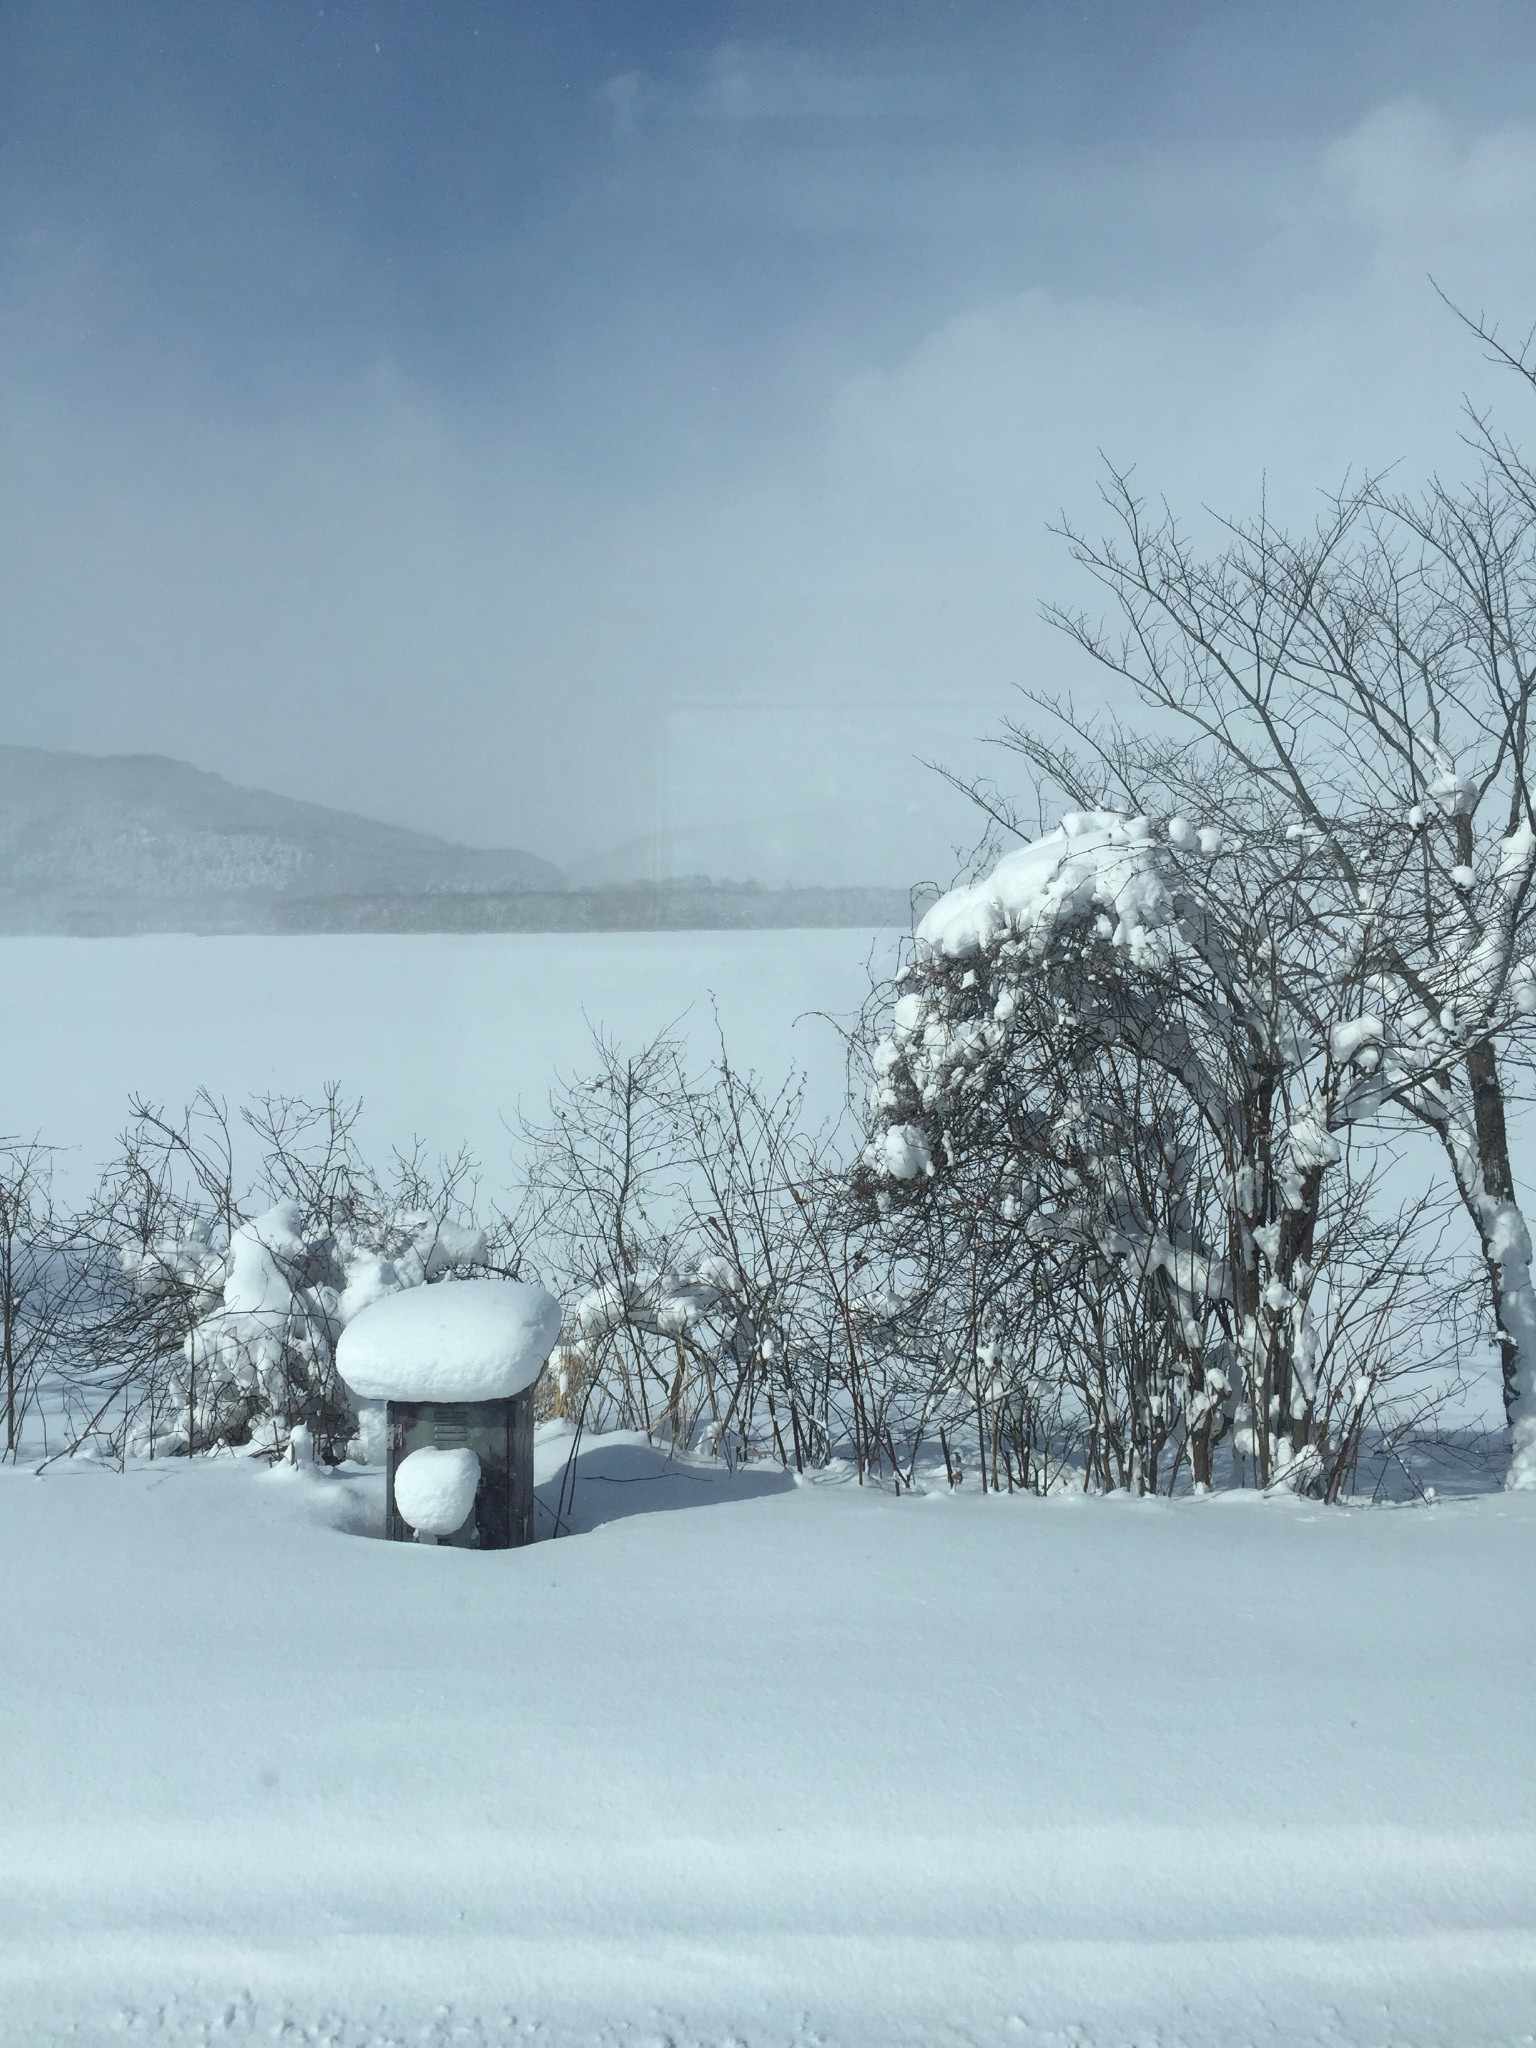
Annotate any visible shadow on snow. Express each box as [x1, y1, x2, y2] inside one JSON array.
[[533, 1429, 795, 1538]]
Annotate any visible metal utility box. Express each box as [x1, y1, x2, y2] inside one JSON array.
[[383, 1393, 536, 1549], [335, 1275, 561, 1554]]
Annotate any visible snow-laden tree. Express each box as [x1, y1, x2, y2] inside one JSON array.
[[1021, 354, 1536, 1487], [860, 808, 1466, 1495]]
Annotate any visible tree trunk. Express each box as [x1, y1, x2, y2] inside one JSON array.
[[1446, 811, 1536, 1486], [1466, 1037, 1523, 1425], [1432, 1058, 1536, 1490]]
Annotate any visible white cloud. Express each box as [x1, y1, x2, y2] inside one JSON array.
[[1327, 97, 1536, 234], [695, 43, 944, 124], [596, 70, 646, 140]]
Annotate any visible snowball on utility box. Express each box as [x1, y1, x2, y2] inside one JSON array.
[[336, 1278, 561, 1549]]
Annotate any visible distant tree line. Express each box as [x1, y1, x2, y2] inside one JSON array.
[[0, 880, 914, 938]]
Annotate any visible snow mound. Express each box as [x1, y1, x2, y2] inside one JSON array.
[[917, 810, 1175, 961], [878, 1122, 933, 1180], [223, 1200, 306, 1319], [393, 1444, 482, 1536], [1428, 765, 1478, 817], [336, 1277, 561, 1402]]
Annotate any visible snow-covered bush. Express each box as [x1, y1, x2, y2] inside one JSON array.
[[72, 1089, 496, 1463], [518, 1028, 890, 1472], [118, 1199, 491, 1460], [0, 1141, 104, 1462], [19, 994, 1480, 1500], [858, 807, 1471, 1496]]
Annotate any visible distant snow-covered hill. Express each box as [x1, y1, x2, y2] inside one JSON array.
[[0, 744, 562, 918]]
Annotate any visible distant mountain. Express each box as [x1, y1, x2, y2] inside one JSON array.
[[0, 747, 912, 935], [0, 745, 562, 919]]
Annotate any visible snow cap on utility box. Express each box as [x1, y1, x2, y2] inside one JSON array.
[[337, 1277, 561, 1403]]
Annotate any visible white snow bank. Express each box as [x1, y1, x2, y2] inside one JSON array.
[[917, 810, 1175, 961], [0, 1453, 1530, 2047], [336, 1277, 560, 1402], [393, 1444, 481, 1536]]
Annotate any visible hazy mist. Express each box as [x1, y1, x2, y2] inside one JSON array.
[[5, 1, 1536, 886]]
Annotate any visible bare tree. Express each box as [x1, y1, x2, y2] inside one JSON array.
[[518, 1024, 909, 1477], [0, 1141, 100, 1459], [1029, 418, 1536, 1485]]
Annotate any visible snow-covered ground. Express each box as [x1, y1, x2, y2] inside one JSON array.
[[5, 930, 1534, 2044], [2, 1439, 1532, 2047], [3, 931, 888, 1190]]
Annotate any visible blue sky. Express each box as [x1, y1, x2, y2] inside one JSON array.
[[5, 1, 1536, 881]]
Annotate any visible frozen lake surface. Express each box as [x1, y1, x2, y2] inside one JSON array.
[[3, 930, 894, 1190]]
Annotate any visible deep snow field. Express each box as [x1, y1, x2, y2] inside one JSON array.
[[2, 1441, 1533, 2048], [3, 933, 1535, 2047]]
